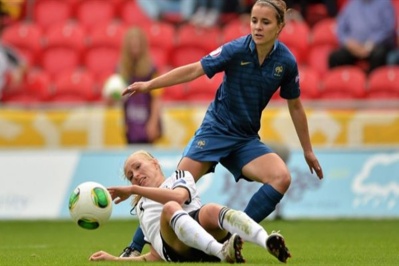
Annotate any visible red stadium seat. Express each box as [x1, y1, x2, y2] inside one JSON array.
[[87, 22, 126, 50], [161, 83, 188, 102], [150, 46, 170, 69], [44, 22, 86, 54], [84, 46, 119, 81], [169, 45, 207, 68], [393, 0, 399, 18], [1, 22, 43, 66], [366, 66, 399, 98], [41, 23, 86, 80], [307, 44, 336, 78], [1, 70, 51, 104], [33, 0, 72, 32], [76, 0, 116, 31], [141, 22, 176, 57], [120, 0, 153, 26], [186, 73, 223, 102], [222, 19, 251, 43], [41, 48, 81, 80], [298, 67, 321, 99], [279, 21, 310, 64], [50, 70, 97, 103], [176, 24, 221, 53], [310, 18, 338, 48], [320, 66, 367, 99]]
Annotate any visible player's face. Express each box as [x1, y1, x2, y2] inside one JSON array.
[[129, 37, 142, 58], [250, 4, 282, 46], [124, 154, 161, 187]]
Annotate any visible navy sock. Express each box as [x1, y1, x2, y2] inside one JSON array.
[[243, 184, 284, 223], [129, 226, 146, 252]]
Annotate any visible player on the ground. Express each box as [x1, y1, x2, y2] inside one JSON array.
[[89, 150, 291, 263]]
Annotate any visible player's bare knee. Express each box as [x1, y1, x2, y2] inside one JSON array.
[[162, 201, 182, 217], [270, 169, 291, 193]]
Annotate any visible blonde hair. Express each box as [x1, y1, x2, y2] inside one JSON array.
[[124, 150, 157, 207], [119, 27, 153, 82]]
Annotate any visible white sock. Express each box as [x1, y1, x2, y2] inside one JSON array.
[[170, 210, 224, 260], [219, 207, 268, 249]]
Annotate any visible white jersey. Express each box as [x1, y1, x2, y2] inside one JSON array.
[[136, 170, 202, 261]]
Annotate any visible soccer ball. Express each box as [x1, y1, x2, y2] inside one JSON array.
[[102, 74, 126, 101], [68, 181, 113, 230]]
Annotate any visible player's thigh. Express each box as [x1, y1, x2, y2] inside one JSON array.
[[160, 202, 191, 253], [242, 153, 290, 186], [197, 204, 228, 242], [177, 157, 214, 181]]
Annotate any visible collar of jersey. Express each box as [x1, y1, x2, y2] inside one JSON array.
[[249, 38, 278, 56]]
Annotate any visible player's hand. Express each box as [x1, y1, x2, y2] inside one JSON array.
[[107, 186, 133, 204], [304, 152, 323, 180], [122, 81, 150, 96], [89, 250, 116, 261]]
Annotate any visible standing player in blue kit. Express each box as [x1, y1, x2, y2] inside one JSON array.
[[119, 0, 323, 258]]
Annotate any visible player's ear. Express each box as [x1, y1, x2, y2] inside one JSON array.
[[152, 157, 160, 169], [276, 22, 285, 37]]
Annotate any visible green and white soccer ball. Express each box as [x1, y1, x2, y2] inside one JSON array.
[[102, 74, 126, 101], [68, 181, 113, 230]]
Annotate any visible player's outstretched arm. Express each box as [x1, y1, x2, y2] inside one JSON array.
[[89, 248, 161, 262], [122, 62, 205, 96]]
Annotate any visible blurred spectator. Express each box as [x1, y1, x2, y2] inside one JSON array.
[[190, 0, 226, 28], [0, 0, 25, 24], [0, 8, 26, 99], [102, 27, 163, 144], [285, 0, 338, 20], [0, 43, 26, 98], [386, 28, 399, 65], [137, 0, 197, 23], [328, 0, 396, 74]]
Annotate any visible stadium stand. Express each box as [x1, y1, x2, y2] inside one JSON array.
[[1, 22, 43, 67], [366, 66, 399, 99], [221, 18, 251, 43], [278, 21, 310, 65], [161, 83, 188, 103], [298, 66, 321, 99], [50, 70, 98, 103], [319, 66, 367, 99], [3, 0, 399, 104], [76, 0, 116, 31], [168, 45, 207, 68], [186, 73, 223, 102], [1, 69, 51, 104], [33, 0, 73, 32], [87, 22, 126, 51], [41, 22, 86, 80], [120, 0, 152, 26], [307, 44, 336, 78], [309, 18, 338, 48], [176, 24, 221, 53]]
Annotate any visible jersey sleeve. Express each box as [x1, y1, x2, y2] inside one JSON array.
[[200, 43, 234, 79], [279, 60, 300, 99], [170, 170, 197, 205]]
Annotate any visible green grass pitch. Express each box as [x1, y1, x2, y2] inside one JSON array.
[[0, 219, 398, 265]]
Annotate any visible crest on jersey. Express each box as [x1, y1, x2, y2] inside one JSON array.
[[196, 140, 206, 149], [273, 64, 284, 78], [210, 46, 222, 57]]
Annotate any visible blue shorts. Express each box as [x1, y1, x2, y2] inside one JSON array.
[[182, 126, 273, 181]]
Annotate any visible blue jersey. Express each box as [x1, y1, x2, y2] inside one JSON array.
[[200, 35, 300, 137]]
